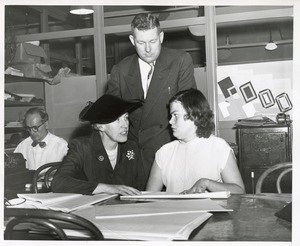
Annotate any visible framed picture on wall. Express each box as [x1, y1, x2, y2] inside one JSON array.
[[258, 89, 275, 108], [218, 76, 237, 99], [275, 93, 293, 112], [217, 61, 292, 122], [239, 81, 257, 103]]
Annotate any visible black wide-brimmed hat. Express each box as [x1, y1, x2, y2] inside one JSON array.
[[79, 94, 142, 124]]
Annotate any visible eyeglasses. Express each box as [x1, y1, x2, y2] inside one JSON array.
[[25, 122, 46, 132]]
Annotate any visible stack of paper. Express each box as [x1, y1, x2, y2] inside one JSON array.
[[74, 199, 231, 240], [235, 115, 276, 127], [120, 191, 231, 201], [14, 193, 117, 212], [95, 199, 232, 218], [97, 212, 212, 241]]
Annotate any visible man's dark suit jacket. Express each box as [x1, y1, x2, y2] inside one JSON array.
[[106, 47, 197, 182], [52, 132, 146, 194]]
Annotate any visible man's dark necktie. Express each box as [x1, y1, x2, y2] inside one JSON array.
[[32, 141, 46, 148]]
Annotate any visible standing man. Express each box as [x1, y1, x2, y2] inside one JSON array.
[[106, 13, 197, 184], [14, 107, 68, 170]]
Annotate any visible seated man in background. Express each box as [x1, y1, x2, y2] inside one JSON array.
[[52, 94, 145, 196], [14, 107, 68, 171]]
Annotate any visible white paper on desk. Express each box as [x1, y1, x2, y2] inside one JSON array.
[[120, 191, 230, 200], [18, 193, 81, 205], [17, 193, 117, 212], [95, 199, 232, 219], [74, 207, 212, 241]]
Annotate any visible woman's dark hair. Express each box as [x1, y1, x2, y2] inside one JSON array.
[[131, 13, 161, 34], [170, 89, 215, 138]]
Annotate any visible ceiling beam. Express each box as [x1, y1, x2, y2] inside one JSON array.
[[104, 6, 199, 18], [15, 28, 94, 42], [216, 8, 293, 26], [101, 7, 293, 35], [50, 51, 78, 64], [28, 6, 84, 27], [104, 16, 206, 35], [14, 7, 293, 44]]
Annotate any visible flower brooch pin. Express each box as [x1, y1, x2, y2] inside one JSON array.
[[126, 150, 135, 160]]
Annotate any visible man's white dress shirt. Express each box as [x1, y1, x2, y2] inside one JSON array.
[[14, 132, 68, 170]]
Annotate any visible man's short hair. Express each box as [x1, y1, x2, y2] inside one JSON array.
[[131, 13, 161, 34], [24, 107, 49, 123]]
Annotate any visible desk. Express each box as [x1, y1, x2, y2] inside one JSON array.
[[189, 193, 291, 241], [4, 193, 291, 241], [74, 193, 291, 241]]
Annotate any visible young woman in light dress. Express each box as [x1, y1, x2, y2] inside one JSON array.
[[146, 88, 245, 194]]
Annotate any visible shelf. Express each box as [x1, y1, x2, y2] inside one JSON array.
[[5, 74, 48, 83], [5, 100, 44, 107], [5, 144, 18, 150], [5, 75, 47, 145], [4, 147, 17, 154], [5, 127, 26, 134]]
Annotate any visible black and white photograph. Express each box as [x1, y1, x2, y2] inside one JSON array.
[[1, 1, 299, 246]]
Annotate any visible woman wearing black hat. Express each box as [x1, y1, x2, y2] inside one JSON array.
[[52, 95, 145, 195]]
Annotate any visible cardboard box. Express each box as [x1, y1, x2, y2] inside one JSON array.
[[12, 63, 51, 80], [11, 42, 47, 64]]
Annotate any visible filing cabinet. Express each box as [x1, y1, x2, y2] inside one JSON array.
[[236, 124, 292, 193]]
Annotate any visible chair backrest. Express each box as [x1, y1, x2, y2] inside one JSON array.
[[255, 162, 292, 194], [4, 208, 104, 240], [32, 162, 61, 193]]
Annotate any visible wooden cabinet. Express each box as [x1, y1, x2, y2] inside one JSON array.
[[4, 74, 47, 152], [236, 124, 292, 193]]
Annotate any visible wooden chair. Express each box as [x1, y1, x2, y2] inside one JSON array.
[[255, 162, 292, 194], [32, 162, 61, 193], [4, 208, 104, 240]]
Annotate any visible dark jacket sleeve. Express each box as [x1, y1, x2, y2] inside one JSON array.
[[106, 63, 123, 97], [52, 138, 98, 195], [131, 142, 147, 191], [177, 52, 197, 91]]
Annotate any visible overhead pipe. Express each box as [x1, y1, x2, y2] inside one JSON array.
[[217, 39, 293, 49]]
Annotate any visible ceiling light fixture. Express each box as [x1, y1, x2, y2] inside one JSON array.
[[265, 30, 278, 51], [70, 6, 94, 15], [188, 25, 205, 37]]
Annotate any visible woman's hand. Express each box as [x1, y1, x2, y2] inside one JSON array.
[[180, 178, 209, 194], [93, 183, 141, 196]]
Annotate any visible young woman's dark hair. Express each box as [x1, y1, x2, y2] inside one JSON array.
[[170, 88, 215, 138]]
